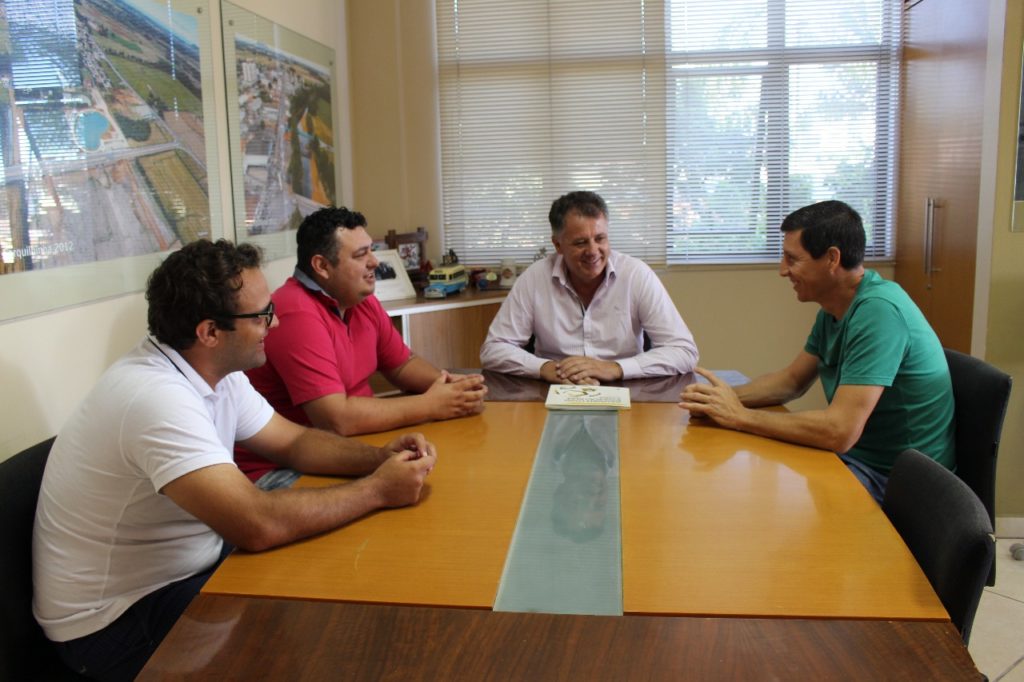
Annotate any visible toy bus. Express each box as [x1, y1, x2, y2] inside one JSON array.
[[424, 264, 469, 298]]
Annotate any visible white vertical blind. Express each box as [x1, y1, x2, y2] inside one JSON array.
[[437, 0, 901, 265]]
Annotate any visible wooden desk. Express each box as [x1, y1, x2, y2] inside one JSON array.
[[146, 400, 980, 679], [139, 595, 979, 681], [620, 404, 942, 618], [381, 288, 507, 370], [202, 403, 944, 620], [204, 402, 542, 608]]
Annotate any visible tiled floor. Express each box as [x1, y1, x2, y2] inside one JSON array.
[[970, 538, 1024, 680]]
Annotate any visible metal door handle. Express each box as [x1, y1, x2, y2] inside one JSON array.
[[924, 198, 933, 283], [924, 198, 941, 289]]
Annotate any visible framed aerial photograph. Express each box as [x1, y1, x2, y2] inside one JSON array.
[[0, 0, 221, 321], [221, 1, 339, 261], [372, 249, 416, 302]]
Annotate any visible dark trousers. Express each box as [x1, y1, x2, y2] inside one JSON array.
[[54, 543, 232, 681]]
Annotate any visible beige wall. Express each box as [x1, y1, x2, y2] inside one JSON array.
[[662, 265, 844, 414], [985, 0, 1024, 518], [347, 0, 443, 252], [0, 0, 344, 458]]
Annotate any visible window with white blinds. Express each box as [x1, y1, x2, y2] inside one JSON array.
[[437, 0, 901, 265]]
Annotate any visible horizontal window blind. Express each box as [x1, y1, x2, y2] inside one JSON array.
[[437, 0, 664, 265], [665, 0, 900, 263], [437, 0, 900, 265]]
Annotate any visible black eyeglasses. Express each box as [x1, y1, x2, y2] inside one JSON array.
[[220, 301, 275, 328]]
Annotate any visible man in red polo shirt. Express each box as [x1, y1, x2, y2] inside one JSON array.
[[238, 206, 487, 489]]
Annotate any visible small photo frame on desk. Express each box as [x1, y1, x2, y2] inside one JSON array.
[[373, 250, 417, 301], [397, 243, 421, 270], [386, 227, 430, 289]]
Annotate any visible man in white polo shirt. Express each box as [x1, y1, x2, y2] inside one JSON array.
[[33, 239, 437, 681]]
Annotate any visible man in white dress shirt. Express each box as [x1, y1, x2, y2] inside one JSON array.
[[481, 191, 698, 385]]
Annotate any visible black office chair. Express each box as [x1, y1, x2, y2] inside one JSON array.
[[0, 437, 87, 681], [883, 448, 994, 645], [944, 348, 1012, 586]]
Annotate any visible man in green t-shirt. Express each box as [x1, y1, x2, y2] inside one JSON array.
[[679, 200, 954, 503]]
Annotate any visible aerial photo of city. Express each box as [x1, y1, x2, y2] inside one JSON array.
[[235, 34, 335, 235], [0, 0, 208, 275]]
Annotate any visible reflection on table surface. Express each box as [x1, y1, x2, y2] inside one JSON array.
[[494, 412, 622, 615]]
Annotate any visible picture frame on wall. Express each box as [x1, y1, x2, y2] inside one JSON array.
[[372, 249, 416, 302], [221, 0, 339, 261], [0, 0, 222, 322]]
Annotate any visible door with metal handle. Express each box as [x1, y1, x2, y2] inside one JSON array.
[[924, 197, 942, 289]]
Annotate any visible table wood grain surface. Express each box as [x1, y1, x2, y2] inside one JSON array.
[[203, 402, 946, 620], [139, 594, 980, 681]]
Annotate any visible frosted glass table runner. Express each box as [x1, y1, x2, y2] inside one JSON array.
[[493, 411, 622, 615]]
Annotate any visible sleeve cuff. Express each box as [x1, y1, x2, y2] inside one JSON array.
[[617, 358, 642, 380], [526, 355, 551, 379]]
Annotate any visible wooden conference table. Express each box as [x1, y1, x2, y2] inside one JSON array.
[[139, 374, 980, 680]]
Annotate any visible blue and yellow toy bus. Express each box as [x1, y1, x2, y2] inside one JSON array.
[[424, 265, 469, 298]]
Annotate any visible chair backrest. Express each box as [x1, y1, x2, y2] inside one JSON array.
[[883, 448, 994, 644], [944, 348, 1011, 525], [0, 437, 86, 680], [944, 348, 1010, 586]]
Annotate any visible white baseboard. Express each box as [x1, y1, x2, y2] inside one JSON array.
[[996, 517, 1024, 538]]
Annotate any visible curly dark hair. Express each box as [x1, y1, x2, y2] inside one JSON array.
[[146, 239, 263, 351], [296, 206, 367, 278], [548, 191, 608, 235], [780, 200, 865, 269]]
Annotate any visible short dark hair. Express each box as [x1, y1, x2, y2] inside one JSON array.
[[296, 206, 367, 277], [146, 239, 263, 351], [780, 200, 865, 269], [548, 191, 608, 235]]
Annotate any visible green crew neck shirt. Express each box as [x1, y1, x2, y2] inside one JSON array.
[[804, 270, 954, 473]]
